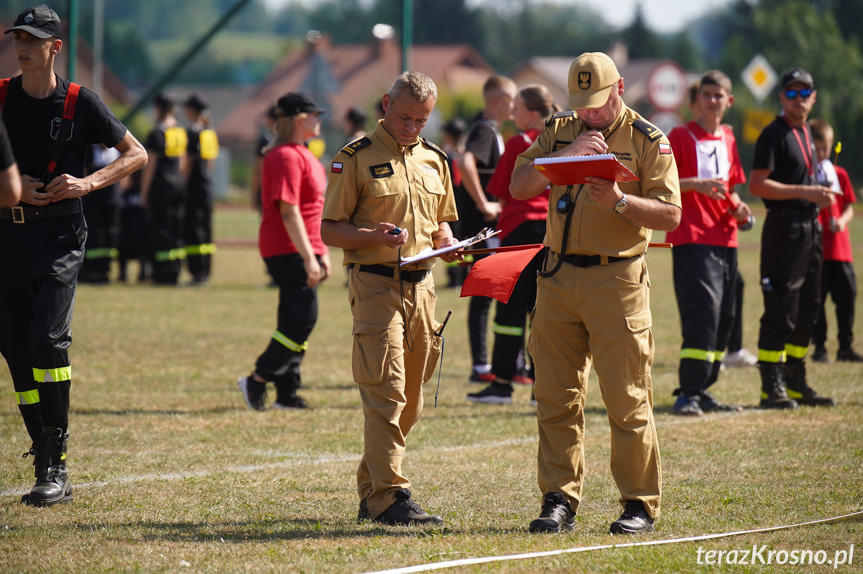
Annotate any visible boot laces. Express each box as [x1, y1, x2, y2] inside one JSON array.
[[540, 495, 566, 517], [22, 447, 35, 459]]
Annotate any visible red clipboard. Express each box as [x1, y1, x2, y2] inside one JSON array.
[[534, 153, 639, 186]]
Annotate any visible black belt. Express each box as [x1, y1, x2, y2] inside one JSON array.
[[559, 252, 639, 268], [0, 199, 82, 224], [348, 263, 429, 283]]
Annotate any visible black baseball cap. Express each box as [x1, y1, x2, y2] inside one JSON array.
[[277, 93, 326, 116], [780, 68, 814, 90], [5, 5, 62, 40], [184, 94, 208, 112]]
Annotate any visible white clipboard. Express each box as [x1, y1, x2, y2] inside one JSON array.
[[398, 228, 500, 267]]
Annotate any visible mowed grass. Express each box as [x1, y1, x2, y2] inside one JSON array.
[[1, 204, 861, 573]]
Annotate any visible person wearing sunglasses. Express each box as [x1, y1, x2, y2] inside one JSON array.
[[749, 68, 838, 409]]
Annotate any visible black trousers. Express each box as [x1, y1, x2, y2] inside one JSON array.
[[757, 209, 822, 360], [673, 244, 738, 394], [0, 211, 85, 442], [813, 260, 857, 350], [727, 269, 745, 353], [490, 220, 545, 380], [149, 183, 184, 285], [255, 254, 319, 399], [184, 183, 213, 281], [79, 184, 117, 283]]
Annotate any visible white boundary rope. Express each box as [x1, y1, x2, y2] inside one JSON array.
[[362, 511, 863, 574]]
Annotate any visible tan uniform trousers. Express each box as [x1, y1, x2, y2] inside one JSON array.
[[528, 253, 662, 519], [348, 268, 442, 519]]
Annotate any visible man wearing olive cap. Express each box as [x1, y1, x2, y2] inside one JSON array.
[[511, 52, 681, 534]]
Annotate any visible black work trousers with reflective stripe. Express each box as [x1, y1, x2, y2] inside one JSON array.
[[0, 213, 85, 442], [757, 209, 822, 358], [184, 181, 213, 281], [672, 244, 738, 395], [149, 182, 184, 285], [255, 253, 319, 401]]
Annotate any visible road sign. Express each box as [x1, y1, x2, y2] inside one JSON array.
[[646, 61, 688, 111], [741, 54, 777, 104], [743, 108, 776, 144]]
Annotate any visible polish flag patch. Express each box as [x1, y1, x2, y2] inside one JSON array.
[[331, 162, 343, 174], [659, 143, 672, 155]]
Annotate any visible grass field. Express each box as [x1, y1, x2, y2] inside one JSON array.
[[1, 204, 861, 573]]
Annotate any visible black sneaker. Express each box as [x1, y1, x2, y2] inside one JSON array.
[[373, 489, 443, 526], [672, 392, 703, 416], [272, 395, 309, 410], [357, 497, 370, 523], [467, 383, 512, 405], [237, 376, 266, 411], [811, 347, 829, 363], [610, 500, 655, 534], [529, 492, 575, 533], [700, 390, 742, 413], [837, 348, 863, 363]]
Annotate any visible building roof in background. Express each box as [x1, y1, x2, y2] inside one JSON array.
[[219, 35, 495, 147]]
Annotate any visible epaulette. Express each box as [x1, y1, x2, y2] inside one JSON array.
[[631, 118, 663, 142], [546, 110, 576, 127], [338, 137, 372, 158], [421, 137, 448, 160]]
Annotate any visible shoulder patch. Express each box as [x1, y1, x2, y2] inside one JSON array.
[[546, 110, 576, 127], [339, 137, 372, 157], [421, 138, 448, 159], [632, 118, 663, 142]]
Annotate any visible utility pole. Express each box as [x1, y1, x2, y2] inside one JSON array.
[[402, 0, 412, 72], [66, 0, 78, 82]]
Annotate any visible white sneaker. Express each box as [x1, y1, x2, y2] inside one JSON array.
[[723, 349, 758, 368]]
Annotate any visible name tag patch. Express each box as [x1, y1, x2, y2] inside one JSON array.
[[370, 163, 394, 179], [553, 140, 571, 152]]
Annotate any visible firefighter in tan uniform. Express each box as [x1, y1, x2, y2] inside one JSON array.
[[511, 52, 682, 534], [321, 72, 460, 526]]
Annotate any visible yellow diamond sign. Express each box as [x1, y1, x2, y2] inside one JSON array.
[[742, 54, 777, 103]]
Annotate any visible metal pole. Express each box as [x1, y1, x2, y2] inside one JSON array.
[[121, 0, 254, 125], [93, 0, 104, 97], [402, 0, 412, 72], [66, 0, 78, 82]]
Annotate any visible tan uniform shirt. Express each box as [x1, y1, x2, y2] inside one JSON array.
[[322, 121, 458, 269], [515, 106, 681, 258]]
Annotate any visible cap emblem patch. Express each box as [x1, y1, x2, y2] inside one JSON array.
[[578, 72, 591, 90]]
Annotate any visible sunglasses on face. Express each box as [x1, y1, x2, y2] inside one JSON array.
[[783, 88, 813, 100]]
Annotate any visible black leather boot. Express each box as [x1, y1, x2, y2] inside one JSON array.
[[784, 359, 836, 406], [758, 362, 797, 410], [22, 427, 73, 507]]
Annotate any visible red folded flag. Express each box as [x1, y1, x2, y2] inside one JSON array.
[[460, 244, 544, 304]]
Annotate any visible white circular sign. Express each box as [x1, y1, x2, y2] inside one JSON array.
[[647, 61, 688, 111]]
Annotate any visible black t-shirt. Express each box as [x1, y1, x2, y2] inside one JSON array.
[[145, 122, 186, 195], [464, 117, 502, 193], [0, 118, 13, 172], [752, 115, 818, 211], [1, 75, 126, 181], [186, 123, 212, 189]]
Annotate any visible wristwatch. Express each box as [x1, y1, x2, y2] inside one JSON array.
[[613, 194, 628, 215]]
